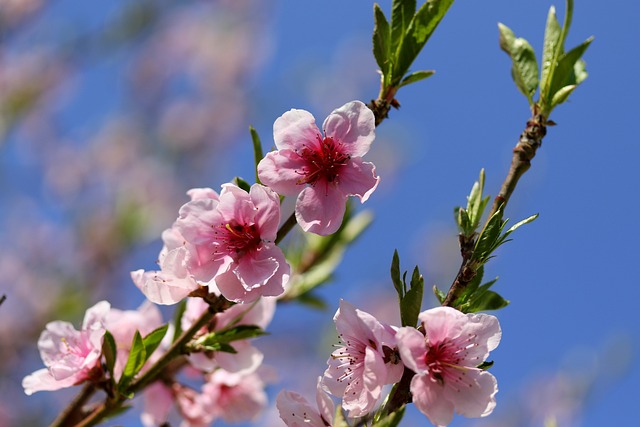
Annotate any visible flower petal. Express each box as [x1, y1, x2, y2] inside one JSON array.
[[396, 326, 429, 374], [411, 374, 455, 427], [257, 150, 307, 196], [339, 158, 379, 202], [276, 389, 327, 427], [273, 108, 322, 151], [295, 185, 346, 236], [322, 101, 375, 157], [249, 184, 281, 241], [444, 370, 498, 418]]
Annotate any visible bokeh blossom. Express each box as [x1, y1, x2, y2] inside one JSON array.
[[323, 300, 403, 417], [277, 376, 335, 427], [22, 301, 110, 395], [181, 296, 276, 374], [258, 100, 379, 235], [396, 306, 501, 426]]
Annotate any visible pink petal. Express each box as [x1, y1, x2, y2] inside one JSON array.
[[276, 390, 327, 427], [217, 184, 256, 224], [131, 264, 199, 306], [273, 108, 322, 151], [315, 377, 335, 426], [343, 346, 386, 417], [81, 300, 110, 331], [257, 150, 307, 196], [295, 185, 347, 236], [396, 326, 429, 374], [339, 158, 379, 202], [322, 350, 348, 397], [22, 368, 78, 395], [235, 250, 280, 291], [214, 342, 264, 375], [322, 101, 375, 158], [176, 198, 222, 244], [187, 187, 220, 201], [443, 370, 498, 418], [419, 306, 465, 345], [411, 374, 455, 427], [249, 184, 281, 241], [141, 382, 174, 427]]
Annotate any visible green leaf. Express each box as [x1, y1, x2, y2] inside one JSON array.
[[498, 23, 539, 103], [390, 250, 404, 299], [400, 267, 424, 327], [172, 299, 187, 343], [118, 331, 146, 391], [373, 4, 392, 76], [464, 289, 509, 312], [295, 292, 327, 310], [233, 176, 251, 193], [473, 209, 504, 263], [433, 284, 446, 304], [391, 0, 416, 53], [466, 169, 489, 231], [394, 0, 454, 85], [540, 6, 563, 101], [454, 265, 485, 306], [551, 85, 576, 106], [504, 213, 538, 236], [454, 206, 471, 235], [142, 324, 169, 362], [102, 330, 117, 380], [477, 360, 494, 370], [548, 37, 593, 102], [376, 405, 406, 427], [250, 126, 263, 184], [398, 69, 435, 88]]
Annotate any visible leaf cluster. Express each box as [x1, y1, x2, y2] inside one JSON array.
[[498, 0, 592, 116], [373, 0, 453, 94], [102, 324, 169, 398], [390, 250, 424, 327]]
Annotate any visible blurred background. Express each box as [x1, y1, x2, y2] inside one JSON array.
[[1, 0, 638, 426]]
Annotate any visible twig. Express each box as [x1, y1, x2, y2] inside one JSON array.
[[443, 113, 549, 307], [49, 383, 97, 427]]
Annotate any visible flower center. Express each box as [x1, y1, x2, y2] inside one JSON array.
[[296, 135, 350, 186], [213, 221, 261, 259]]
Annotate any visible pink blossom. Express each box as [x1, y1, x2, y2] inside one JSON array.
[[258, 100, 379, 235], [175, 183, 290, 303], [22, 301, 110, 395], [200, 369, 268, 424], [322, 300, 403, 417], [277, 377, 335, 427], [182, 296, 275, 374], [104, 301, 164, 380], [396, 307, 501, 427], [141, 382, 175, 427], [132, 187, 223, 305]]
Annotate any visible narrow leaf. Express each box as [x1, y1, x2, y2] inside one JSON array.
[[551, 85, 576, 107], [398, 70, 435, 88], [540, 6, 563, 99], [400, 267, 424, 327], [433, 285, 446, 304], [250, 126, 263, 184], [498, 23, 539, 102], [465, 289, 509, 312], [548, 36, 593, 101], [118, 331, 146, 391], [504, 213, 538, 236], [376, 405, 406, 427], [296, 292, 327, 310], [373, 4, 392, 75], [394, 0, 454, 84], [102, 330, 117, 380], [390, 250, 404, 299], [172, 299, 187, 343], [474, 210, 504, 263], [477, 360, 494, 370], [233, 176, 251, 193], [391, 0, 416, 53], [142, 324, 169, 363]]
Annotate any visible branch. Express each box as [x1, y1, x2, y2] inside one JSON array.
[[443, 113, 549, 307]]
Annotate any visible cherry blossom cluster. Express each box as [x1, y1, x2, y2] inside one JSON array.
[[277, 301, 501, 427], [22, 100, 501, 427]]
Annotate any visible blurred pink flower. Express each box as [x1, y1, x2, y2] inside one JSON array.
[[323, 300, 403, 417], [258, 100, 379, 235], [182, 296, 276, 375], [175, 183, 289, 303], [200, 369, 268, 424], [396, 307, 501, 427], [22, 301, 110, 395], [104, 301, 164, 380], [277, 377, 335, 427]]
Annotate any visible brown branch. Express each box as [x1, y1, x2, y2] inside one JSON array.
[[443, 113, 549, 308]]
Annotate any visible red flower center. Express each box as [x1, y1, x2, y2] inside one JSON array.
[[295, 135, 350, 186], [213, 221, 261, 259]]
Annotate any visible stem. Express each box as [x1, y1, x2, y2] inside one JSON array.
[[375, 367, 414, 420], [69, 298, 225, 427], [275, 211, 297, 245], [443, 114, 548, 307], [368, 85, 399, 126], [49, 383, 97, 427]]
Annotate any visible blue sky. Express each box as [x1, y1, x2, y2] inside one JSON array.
[[5, 0, 639, 426]]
